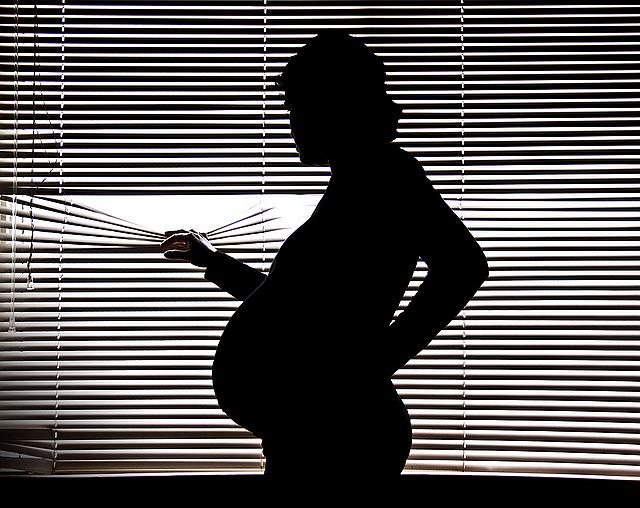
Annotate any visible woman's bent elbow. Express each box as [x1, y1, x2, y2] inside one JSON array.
[[472, 253, 489, 288], [429, 245, 489, 289], [476, 252, 489, 284], [460, 250, 489, 291]]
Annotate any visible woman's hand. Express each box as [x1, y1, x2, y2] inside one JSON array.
[[161, 229, 266, 300], [161, 229, 218, 268]]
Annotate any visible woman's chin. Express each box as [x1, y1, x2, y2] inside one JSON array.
[[297, 149, 329, 166]]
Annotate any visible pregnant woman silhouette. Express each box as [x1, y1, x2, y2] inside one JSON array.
[[161, 30, 488, 483]]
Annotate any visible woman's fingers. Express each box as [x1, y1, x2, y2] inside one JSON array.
[[160, 229, 214, 268], [160, 232, 192, 251], [160, 229, 215, 267], [163, 248, 192, 261]]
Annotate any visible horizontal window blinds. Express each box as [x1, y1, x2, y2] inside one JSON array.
[[1, 193, 286, 474], [450, 1, 640, 477], [4, 0, 276, 474], [7, 1, 270, 195], [3, 0, 640, 478]]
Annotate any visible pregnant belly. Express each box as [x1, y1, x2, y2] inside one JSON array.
[[212, 294, 275, 435], [212, 276, 309, 435], [211, 277, 399, 437]]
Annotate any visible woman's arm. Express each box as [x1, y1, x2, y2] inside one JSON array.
[[161, 229, 267, 301], [203, 250, 267, 300], [381, 176, 489, 378]]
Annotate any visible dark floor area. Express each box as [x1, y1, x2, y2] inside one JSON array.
[[2, 473, 639, 505]]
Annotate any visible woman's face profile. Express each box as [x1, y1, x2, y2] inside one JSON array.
[[286, 97, 335, 166], [287, 95, 365, 167]]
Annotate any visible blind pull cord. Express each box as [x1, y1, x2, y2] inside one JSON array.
[[9, 2, 19, 332], [26, 1, 38, 292]]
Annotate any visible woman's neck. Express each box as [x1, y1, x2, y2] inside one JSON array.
[[329, 141, 393, 179]]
